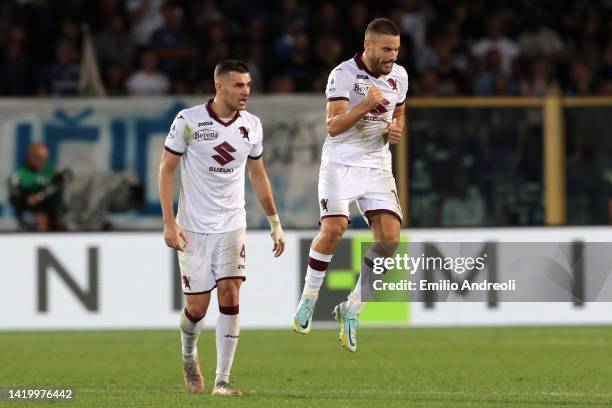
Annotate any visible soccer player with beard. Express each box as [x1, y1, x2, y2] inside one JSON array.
[[159, 60, 286, 395], [291, 18, 408, 352]]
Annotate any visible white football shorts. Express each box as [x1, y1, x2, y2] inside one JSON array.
[[318, 162, 403, 225], [178, 228, 246, 294]]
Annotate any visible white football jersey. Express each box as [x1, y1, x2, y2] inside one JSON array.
[[323, 52, 409, 172], [164, 100, 263, 234]]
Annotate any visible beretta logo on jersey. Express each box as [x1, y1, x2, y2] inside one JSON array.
[[354, 81, 369, 95], [194, 129, 218, 141]]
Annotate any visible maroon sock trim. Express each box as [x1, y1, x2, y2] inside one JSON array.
[[219, 305, 240, 315], [308, 257, 330, 271]]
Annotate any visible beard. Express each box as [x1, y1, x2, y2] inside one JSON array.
[[375, 57, 394, 75]]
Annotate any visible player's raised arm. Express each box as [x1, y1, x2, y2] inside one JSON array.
[[159, 149, 187, 252], [326, 86, 383, 136], [246, 156, 285, 257]]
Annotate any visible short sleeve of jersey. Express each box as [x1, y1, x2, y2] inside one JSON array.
[[164, 113, 189, 155], [248, 120, 264, 159], [396, 67, 409, 106], [326, 66, 352, 101]]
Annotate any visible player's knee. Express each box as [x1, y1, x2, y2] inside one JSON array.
[[217, 280, 241, 304], [320, 221, 347, 244], [186, 302, 207, 319], [377, 231, 399, 244]]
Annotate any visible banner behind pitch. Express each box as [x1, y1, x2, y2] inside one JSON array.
[[1, 228, 612, 330], [0, 232, 298, 330]]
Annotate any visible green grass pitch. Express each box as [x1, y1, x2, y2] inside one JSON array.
[[1, 326, 612, 407]]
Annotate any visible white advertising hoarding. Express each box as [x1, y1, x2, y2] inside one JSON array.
[[1, 227, 612, 330], [0, 232, 298, 330]]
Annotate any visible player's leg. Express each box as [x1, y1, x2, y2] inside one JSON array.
[[292, 163, 354, 334], [181, 293, 211, 392], [334, 212, 399, 353], [350, 210, 401, 310], [334, 171, 403, 352], [292, 215, 349, 333], [211, 229, 246, 396], [213, 278, 243, 396], [177, 230, 215, 393]]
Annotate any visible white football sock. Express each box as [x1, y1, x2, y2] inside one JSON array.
[[180, 308, 205, 361], [347, 290, 365, 313], [215, 311, 240, 384], [302, 249, 333, 298], [347, 247, 384, 313]]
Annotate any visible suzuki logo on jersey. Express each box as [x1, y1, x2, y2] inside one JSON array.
[[212, 142, 236, 166], [387, 78, 398, 91], [239, 126, 249, 141], [370, 98, 390, 116]]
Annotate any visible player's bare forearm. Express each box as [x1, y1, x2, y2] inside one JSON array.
[[247, 157, 285, 257], [326, 101, 370, 137], [392, 103, 405, 131], [158, 150, 180, 225], [326, 86, 384, 136], [159, 150, 187, 251], [247, 157, 277, 216]]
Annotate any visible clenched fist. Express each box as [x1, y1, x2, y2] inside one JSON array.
[[386, 119, 403, 144], [362, 86, 384, 110]]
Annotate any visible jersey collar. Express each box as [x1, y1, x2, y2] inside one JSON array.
[[206, 99, 240, 127], [354, 52, 381, 79]]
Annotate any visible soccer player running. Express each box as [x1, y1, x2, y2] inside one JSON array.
[[291, 18, 408, 352], [159, 60, 286, 396]]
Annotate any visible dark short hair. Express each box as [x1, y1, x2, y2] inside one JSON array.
[[365, 18, 400, 37], [214, 60, 250, 80]]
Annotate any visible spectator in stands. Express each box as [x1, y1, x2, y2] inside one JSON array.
[[473, 49, 516, 95], [598, 42, 612, 95], [565, 60, 595, 96], [398, 0, 429, 71], [285, 32, 313, 91], [0, 32, 34, 95], [38, 38, 80, 96], [517, 17, 564, 60], [431, 37, 469, 96], [7, 143, 61, 231], [342, 2, 369, 54], [520, 58, 560, 96], [125, 49, 169, 95], [94, 15, 136, 73], [1, 0, 612, 96], [150, 3, 198, 80], [472, 16, 519, 76], [126, 0, 163, 46], [441, 169, 486, 226], [94, 15, 135, 96]]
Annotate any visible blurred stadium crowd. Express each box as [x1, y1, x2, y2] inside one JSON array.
[[0, 0, 611, 96]]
